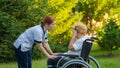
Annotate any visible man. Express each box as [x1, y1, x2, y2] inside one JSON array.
[[14, 15, 58, 68]]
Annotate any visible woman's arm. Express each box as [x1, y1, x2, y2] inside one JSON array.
[[37, 43, 57, 59], [68, 29, 77, 51], [43, 41, 53, 55], [37, 43, 50, 57]]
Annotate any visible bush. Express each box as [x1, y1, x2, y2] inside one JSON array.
[[97, 18, 120, 54], [0, 11, 26, 62]]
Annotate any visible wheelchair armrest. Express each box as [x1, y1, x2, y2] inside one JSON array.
[[90, 36, 99, 40], [59, 53, 79, 58]]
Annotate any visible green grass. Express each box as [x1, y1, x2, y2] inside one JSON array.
[[97, 57, 120, 68], [0, 50, 120, 68], [0, 58, 47, 68], [90, 49, 120, 68]]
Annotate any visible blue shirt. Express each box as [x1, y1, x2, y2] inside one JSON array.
[[13, 24, 48, 52]]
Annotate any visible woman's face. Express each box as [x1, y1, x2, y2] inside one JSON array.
[[76, 32, 82, 39], [46, 22, 55, 30]]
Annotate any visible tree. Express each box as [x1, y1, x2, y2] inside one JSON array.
[[72, 0, 120, 35], [0, 0, 31, 62], [47, 0, 84, 52], [1, 0, 120, 62], [0, 0, 50, 62], [97, 18, 120, 55]]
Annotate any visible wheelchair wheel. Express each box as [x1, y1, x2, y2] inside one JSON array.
[[61, 59, 92, 68], [89, 56, 100, 68], [57, 57, 73, 68]]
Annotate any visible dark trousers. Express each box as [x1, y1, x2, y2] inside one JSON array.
[[14, 46, 33, 68], [47, 56, 61, 68]]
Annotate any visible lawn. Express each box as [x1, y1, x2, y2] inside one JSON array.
[[0, 58, 47, 68], [97, 56, 120, 68], [90, 49, 120, 68], [0, 50, 120, 68]]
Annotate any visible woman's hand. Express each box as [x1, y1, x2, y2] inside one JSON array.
[[52, 53, 60, 56], [72, 29, 77, 38], [48, 55, 58, 59]]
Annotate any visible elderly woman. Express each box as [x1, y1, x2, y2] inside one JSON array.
[[47, 23, 90, 68]]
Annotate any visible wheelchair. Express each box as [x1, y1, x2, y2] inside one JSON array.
[[56, 37, 100, 68]]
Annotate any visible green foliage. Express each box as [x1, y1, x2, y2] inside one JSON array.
[[0, 11, 25, 62], [0, 0, 120, 62], [72, 0, 120, 34], [49, 0, 83, 47], [49, 31, 71, 52], [0, 0, 41, 62], [0, 0, 62, 62], [97, 18, 120, 54]]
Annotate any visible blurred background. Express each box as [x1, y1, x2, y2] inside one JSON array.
[[0, 0, 120, 68]]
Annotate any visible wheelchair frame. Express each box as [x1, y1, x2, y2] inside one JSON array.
[[57, 37, 100, 68]]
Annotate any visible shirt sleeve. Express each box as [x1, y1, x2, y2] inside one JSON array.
[[73, 39, 83, 51], [33, 29, 43, 43]]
